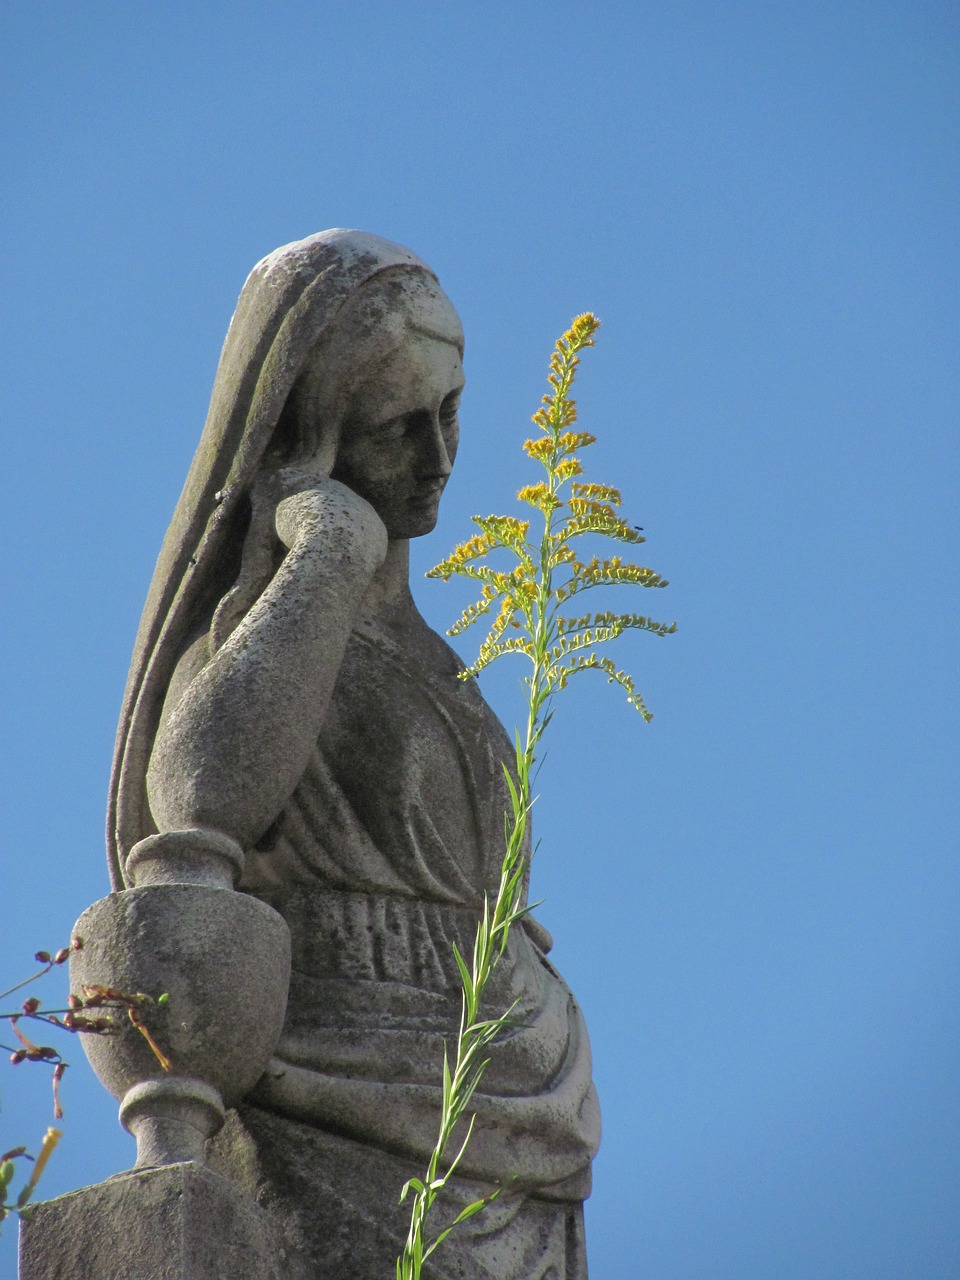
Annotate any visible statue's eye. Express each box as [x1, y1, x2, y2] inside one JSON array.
[[439, 391, 461, 431], [376, 414, 410, 440]]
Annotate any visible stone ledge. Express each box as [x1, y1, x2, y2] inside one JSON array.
[[18, 1162, 291, 1280]]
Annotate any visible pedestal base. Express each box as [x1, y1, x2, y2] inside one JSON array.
[[18, 1162, 294, 1280]]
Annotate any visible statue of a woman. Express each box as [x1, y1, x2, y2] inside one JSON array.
[[107, 230, 599, 1278]]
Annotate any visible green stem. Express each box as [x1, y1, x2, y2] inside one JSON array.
[[398, 315, 626, 1279]]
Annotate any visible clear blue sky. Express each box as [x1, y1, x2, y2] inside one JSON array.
[[2, 4, 957, 1277]]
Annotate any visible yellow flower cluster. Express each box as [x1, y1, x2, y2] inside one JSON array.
[[570, 482, 622, 505]]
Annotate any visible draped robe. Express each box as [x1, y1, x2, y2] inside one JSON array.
[[214, 611, 600, 1278]]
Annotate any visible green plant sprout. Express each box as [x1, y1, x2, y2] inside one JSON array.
[[396, 313, 676, 1277]]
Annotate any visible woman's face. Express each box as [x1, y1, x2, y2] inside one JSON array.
[[331, 328, 465, 540]]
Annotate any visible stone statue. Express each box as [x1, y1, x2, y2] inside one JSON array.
[[103, 230, 600, 1278]]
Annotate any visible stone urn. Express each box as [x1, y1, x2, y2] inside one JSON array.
[[71, 828, 291, 1167]]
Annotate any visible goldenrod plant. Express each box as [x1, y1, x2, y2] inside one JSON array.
[[396, 314, 676, 1277]]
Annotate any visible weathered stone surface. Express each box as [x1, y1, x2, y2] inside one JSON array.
[[27, 231, 599, 1279], [19, 1163, 290, 1280], [72, 884, 290, 1109]]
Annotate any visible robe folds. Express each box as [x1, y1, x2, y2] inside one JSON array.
[[210, 618, 600, 1278]]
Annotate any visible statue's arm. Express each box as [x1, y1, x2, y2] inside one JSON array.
[[145, 479, 387, 847]]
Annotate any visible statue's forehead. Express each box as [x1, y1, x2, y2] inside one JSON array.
[[352, 270, 462, 338], [305, 271, 463, 376], [355, 331, 465, 406]]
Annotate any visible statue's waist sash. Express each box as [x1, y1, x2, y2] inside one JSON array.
[[252, 886, 600, 1195]]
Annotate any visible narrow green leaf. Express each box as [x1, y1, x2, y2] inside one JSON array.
[[451, 944, 473, 1000]]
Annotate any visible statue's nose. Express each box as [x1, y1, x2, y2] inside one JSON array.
[[420, 412, 454, 477]]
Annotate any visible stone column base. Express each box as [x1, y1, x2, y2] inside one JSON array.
[[18, 1162, 294, 1280]]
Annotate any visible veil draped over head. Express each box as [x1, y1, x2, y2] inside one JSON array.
[[107, 231, 441, 889]]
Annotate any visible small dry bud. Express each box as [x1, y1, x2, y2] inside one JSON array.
[[53, 949, 70, 965], [34, 951, 51, 964], [21, 997, 41, 1015], [76, 1015, 116, 1032], [53, 1064, 66, 1119]]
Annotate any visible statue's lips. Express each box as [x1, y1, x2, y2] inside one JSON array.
[[409, 482, 446, 506]]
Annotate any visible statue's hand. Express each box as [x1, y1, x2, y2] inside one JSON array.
[[256, 466, 387, 571]]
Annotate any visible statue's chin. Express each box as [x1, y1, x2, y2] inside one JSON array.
[[388, 505, 441, 541]]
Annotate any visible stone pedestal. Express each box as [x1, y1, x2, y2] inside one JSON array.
[[18, 1163, 294, 1280]]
